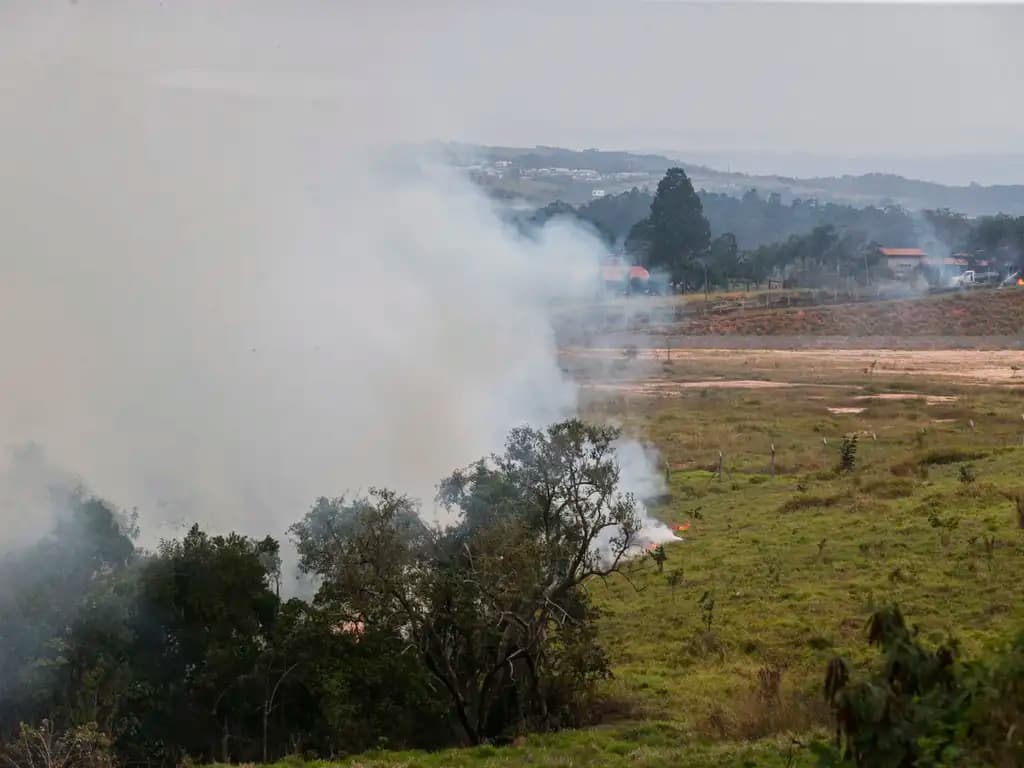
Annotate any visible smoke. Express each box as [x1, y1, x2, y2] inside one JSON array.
[[0, 444, 82, 555], [0, 9, 669, 574], [614, 439, 678, 547]]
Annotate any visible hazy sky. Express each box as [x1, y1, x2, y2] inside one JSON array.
[[1, 1, 1022, 169]]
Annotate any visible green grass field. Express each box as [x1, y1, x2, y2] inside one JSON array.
[[259, 351, 1024, 767]]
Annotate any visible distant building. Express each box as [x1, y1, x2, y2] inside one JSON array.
[[601, 258, 650, 294], [879, 247, 927, 278]]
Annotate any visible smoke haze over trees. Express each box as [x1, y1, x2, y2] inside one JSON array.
[[0, 421, 645, 764], [522, 174, 1024, 289]]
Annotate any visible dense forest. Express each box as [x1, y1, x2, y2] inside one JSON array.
[[0, 423, 641, 766]]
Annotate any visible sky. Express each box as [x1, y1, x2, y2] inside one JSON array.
[[1, 0, 1022, 183]]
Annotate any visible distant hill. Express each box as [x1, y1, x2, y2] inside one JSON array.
[[441, 143, 1024, 216]]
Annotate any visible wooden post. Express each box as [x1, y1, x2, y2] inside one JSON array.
[[821, 437, 828, 466], [769, 443, 776, 478], [717, 450, 724, 480]]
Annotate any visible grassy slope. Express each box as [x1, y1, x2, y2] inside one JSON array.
[[243, 726, 807, 768], [269, 361, 1024, 767], [593, 386, 1024, 729]]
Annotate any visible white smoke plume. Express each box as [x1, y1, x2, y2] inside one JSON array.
[[0, 5, 670, 572]]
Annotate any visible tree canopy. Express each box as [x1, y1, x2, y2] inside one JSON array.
[[0, 420, 641, 764], [626, 168, 712, 287], [291, 421, 639, 745]]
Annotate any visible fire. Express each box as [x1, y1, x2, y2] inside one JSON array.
[[1017, 278, 1023, 286], [334, 619, 366, 641], [671, 522, 691, 532]]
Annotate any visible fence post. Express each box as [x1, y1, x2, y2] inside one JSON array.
[[718, 450, 724, 480], [769, 443, 776, 478], [821, 437, 828, 466]]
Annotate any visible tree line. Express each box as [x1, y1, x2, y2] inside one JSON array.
[[0, 422, 640, 766], [524, 172, 1024, 291]]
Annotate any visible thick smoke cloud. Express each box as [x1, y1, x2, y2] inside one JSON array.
[[0, 11, 671, 565]]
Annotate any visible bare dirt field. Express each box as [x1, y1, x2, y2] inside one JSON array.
[[562, 346, 1024, 389]]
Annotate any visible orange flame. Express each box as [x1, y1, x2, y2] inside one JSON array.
[[1017, 278, 1024, 286]]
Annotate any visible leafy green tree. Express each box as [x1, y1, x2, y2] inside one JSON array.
[[0, 492, 137, 738], [639, 168, 711, 288], [120, 526, 278, 764], [291, 420, 639, 745], [257, 598, 450, 758], [576, 187, 654, 243]]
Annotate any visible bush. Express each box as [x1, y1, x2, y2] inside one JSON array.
[[838, 435, 858, 473], [817, 606, 1024, 767], [958, 463, 977, 484], [1, 722, 116, 768]]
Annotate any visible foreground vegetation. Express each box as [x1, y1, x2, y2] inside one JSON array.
[[4, 353, 1024, 767], [1, 424, 656, 765], [310, 356, 1024, 765]]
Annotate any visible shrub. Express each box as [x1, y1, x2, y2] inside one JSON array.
[[817, 606, 1024, 767], [1, 722, 116, 768], [696, 667, 824, 741], [958, 463, 977, 484], [648, 544, 668, 573], [838, 435, 858, 473]]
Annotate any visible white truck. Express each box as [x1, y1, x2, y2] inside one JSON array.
[[954, 270, 1000, 288]]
